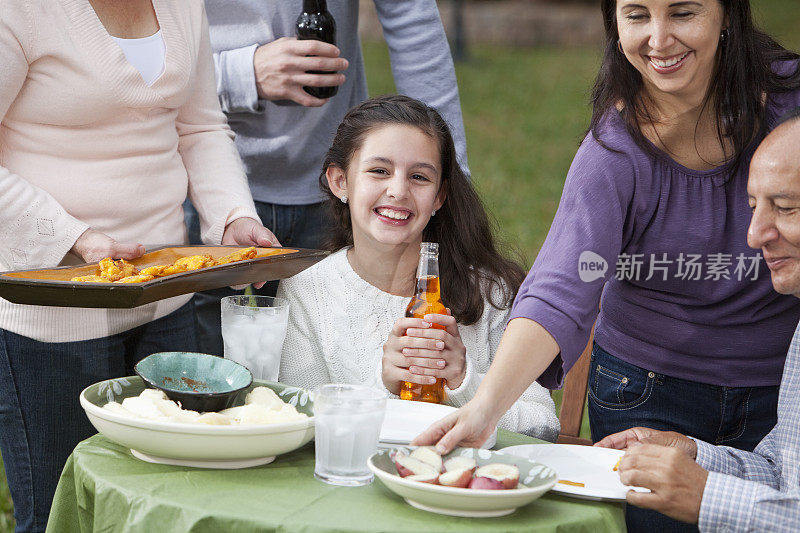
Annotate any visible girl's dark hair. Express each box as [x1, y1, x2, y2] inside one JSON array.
[[590, 0, 800, 174], [319, 95, 525, 325]]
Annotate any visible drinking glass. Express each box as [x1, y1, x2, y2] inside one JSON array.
[[221, 295, 289, 381], [313, 384, 387, 486]]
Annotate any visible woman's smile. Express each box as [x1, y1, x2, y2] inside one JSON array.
[[648, 50, 692, 73], [617, 0, 724, 102]]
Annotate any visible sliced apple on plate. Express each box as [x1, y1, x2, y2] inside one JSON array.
[[409, 446, 443, 473], [443, 456, 477, 473], [405, 473, 440, 484], [473, 463, 520, 490], [394, 453, 440, 480], [438, 456, 477, 488]]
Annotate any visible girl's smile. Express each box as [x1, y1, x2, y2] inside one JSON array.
[[375, 205, 413, 225]]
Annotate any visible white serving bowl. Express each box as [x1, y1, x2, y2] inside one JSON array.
[[369, 447, 557, 517], [80, 376, 314, 469]]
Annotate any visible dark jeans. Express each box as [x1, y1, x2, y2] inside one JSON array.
[[0, 302, 197, 533], [183, 199, 329, 356], [588, 343, 779, 533]]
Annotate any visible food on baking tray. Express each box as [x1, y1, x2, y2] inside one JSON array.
[[173, 254, 216, 271], [160, 263, 189, 276], [115, 274, 156, 283], [99, 258, 138, 281], [70, 275, 110, 283], [138, 265, 171, 277], [216, 247, 258, 265], [70, 247, 258, 283]]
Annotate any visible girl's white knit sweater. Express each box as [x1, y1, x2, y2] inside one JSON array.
[[277, 249, 560, 440]]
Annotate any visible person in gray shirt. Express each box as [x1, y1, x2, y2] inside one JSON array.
[[188, 0, 469, 356]]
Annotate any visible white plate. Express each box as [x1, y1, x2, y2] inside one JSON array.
[[369, 447, 557, 517], [498, 444, 650, 501], [80, 377, 315, 469], [379, 399, 496, 449]]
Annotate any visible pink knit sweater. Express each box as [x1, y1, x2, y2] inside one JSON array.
[[0, 0, 260, 341]]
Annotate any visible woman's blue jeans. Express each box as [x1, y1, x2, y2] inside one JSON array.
[[588, 343, 779, 533], [0, 302, 197, 533]]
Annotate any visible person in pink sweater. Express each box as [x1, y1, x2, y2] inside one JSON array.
[[0, 1, 278, 530]]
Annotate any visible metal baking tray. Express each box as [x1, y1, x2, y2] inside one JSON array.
[[0, 245, 327, 308]]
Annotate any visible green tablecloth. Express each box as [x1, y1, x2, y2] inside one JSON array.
[[47, 431, 625, 533]]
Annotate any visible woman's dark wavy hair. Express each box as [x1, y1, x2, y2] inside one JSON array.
[[591, 0, 800, 174], [319, 95, 525, 325]]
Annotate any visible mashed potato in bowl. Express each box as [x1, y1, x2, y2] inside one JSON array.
[[81, 378, 315, 467], [103, 386, 307, 425]]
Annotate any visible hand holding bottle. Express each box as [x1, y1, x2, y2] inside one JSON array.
[[408, 313, 467, 390], [382, 317, 438, 395], [381, 313, 467, 395], [253, 37, 348, 106]]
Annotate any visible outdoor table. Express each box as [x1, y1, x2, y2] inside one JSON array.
[[47, 430, 626, 532]]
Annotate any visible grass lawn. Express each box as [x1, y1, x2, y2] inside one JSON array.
[[1, 2, 798, 530], [0, 458, 11, 533]]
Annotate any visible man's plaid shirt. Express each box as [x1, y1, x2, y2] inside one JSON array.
[[694, 320, 800, 532]]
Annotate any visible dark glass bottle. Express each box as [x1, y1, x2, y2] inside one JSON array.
[[296, 0, 338, 99]]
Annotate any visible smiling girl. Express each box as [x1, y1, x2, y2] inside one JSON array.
[[276, 95, 559, 440]]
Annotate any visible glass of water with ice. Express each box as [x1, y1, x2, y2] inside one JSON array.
[[313, 384, 387, 486], [220, 295, 289, 381]]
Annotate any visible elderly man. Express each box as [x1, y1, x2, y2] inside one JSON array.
[[596, 110, 800, 532]]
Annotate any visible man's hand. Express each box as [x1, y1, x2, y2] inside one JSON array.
[[71, 228, 145, 263], [618, 443, 708, 524], [254, 37, 348, 107], [595, 427, 698, 459]]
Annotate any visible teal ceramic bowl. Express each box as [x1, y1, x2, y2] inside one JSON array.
[[134, 352, 253, 412]]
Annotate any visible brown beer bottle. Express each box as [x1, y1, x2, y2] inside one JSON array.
[[296, 0, 338, 99], [400, 242, 447, 403]]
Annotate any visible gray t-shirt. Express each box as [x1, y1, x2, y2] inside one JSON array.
[[204, 0, 469, 205]]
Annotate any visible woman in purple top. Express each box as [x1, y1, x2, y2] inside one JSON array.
[[414, 1, 800, 531]]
